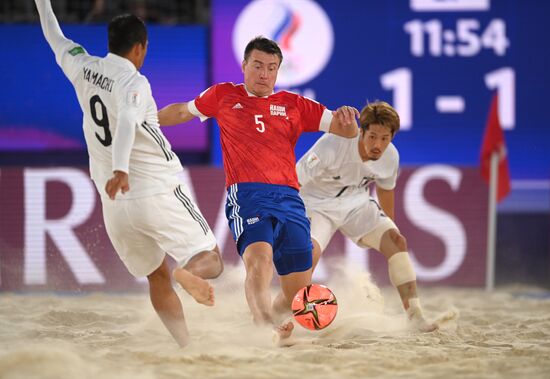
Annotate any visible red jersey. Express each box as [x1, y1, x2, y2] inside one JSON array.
[[190, 83, 332, 189]]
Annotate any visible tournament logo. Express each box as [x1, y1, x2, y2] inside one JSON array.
[[233, 0, 334, 87]]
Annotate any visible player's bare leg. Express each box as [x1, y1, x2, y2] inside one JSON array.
[[272, 268, 313, 321], [271, 268, 313, 344], [395, 280, 437, 332], [242, 242, 296, 343], [311, 239, 323, 272], [147, 257, 190, 347], [173, 246, 223, 306], [377, 229, 438, 332], [242, 242, 275, 325], [272, 238, 321, 321], [183, 245, 224, 279]]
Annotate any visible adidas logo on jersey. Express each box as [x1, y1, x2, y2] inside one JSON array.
[[232, 103, 243, 109]]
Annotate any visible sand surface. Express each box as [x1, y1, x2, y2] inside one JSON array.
[[1, 265, 549, 379]]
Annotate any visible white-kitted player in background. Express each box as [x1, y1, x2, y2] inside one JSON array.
[[35, 0, 223, 346], [296, 101, 437, 332]]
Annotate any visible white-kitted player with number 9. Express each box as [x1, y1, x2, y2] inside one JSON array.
[[35, 0, 223, 347]]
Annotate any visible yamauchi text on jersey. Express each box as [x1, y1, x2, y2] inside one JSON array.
[[83, 67, 115, 93]]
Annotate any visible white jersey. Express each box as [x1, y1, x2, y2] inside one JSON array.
[[36, 0, 183, 199], [297, 133, 399, 205]]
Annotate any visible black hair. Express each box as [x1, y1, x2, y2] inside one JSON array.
[[243, 36, 283, 65], [108, 14, 147, 56]]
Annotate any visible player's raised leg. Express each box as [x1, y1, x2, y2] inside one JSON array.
[[183, 246, 224, 279], [148, 258, 190, 347], [173, 246, 223, 306], [164, 180, 223, 306]]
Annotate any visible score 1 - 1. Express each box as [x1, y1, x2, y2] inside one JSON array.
[[380, 67, 515, 130]]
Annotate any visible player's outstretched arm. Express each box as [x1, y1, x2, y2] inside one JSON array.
[[35, 0, 72, 56], [158, 103, 196, 126], [329, 106, 359, 138], [35, 0, 87, 82]]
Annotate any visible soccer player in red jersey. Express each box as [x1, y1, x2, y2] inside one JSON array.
[[159, 37, 358, 340]]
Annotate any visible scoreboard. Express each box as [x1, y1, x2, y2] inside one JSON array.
[[210, 0, 550, 182]]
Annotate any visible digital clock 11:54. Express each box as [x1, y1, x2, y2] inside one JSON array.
[[404, 19, 509, 57]]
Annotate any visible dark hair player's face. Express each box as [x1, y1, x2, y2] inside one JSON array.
[[242, 49, 280, 97], [359, 124, 393, 161]]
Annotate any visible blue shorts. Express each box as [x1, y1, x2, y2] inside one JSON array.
[[225, 182, 313, 275]]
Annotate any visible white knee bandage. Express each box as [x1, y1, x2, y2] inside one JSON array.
[[388, 252, 416, 287]]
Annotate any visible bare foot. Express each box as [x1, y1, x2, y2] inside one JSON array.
[[410, 316, 438, 333], [277, 321, 294, 339], [272, 321, 295, 347], [173, 268, 214, 306], [407, 306, 438, 332]]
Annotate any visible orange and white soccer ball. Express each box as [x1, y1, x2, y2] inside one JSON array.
[[291, 284, 338, 330]]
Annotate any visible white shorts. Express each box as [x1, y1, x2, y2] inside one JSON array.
[[102, 181, 217, 277], [305, 194, 397, 252]]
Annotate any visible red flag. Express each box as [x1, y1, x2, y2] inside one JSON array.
[[480, 94, 511, 202]]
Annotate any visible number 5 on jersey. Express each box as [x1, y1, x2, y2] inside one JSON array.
[[254, 114, 265, 133]]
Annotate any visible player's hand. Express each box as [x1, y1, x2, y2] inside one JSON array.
[[333, 105, 359, 126], [105, 171, 130, 200]]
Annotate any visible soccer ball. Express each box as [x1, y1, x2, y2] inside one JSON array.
[[291, 284, 338, 330]]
